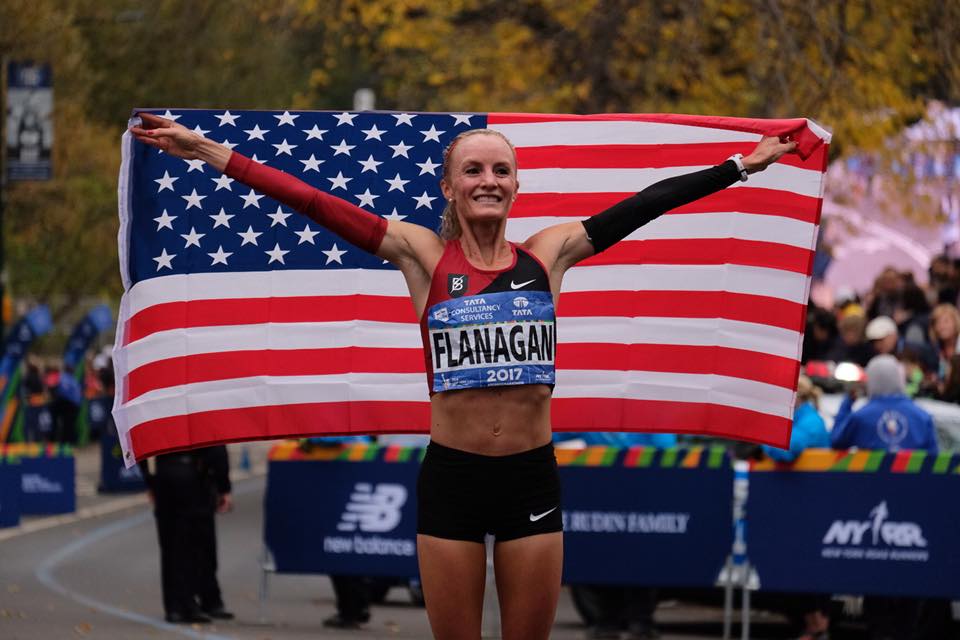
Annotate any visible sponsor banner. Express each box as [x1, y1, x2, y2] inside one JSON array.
[[560, 453, 733, 586], [5, 61, 54, 181], [264, 444, 732, 587], [749, 462, 960, 598], [0, 457, 21, 528], [17, 454, 75, 515], [0, 306, 53, 443], [93, 397, 145, 493], [264, 455, 420, 577]]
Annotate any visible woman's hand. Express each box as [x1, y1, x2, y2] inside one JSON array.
[[741, 135, 798, 174], [129, 112, 231, 171]]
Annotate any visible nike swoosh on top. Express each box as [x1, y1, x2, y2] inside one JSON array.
[[510, 279, 536, 290], [529, 506, 558, 522]]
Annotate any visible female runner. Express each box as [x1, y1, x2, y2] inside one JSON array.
[[131, 112, 795, 639]]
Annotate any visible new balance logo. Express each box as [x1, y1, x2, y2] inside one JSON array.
[[337, 483, 407, 533]]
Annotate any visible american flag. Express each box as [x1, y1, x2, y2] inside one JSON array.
[[114, 110, 830, 466]]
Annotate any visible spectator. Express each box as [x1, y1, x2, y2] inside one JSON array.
[[801, 306, 837, 363], [864, 316, 900, 357], [831, 355, 938, 455], [830, 355, 938, 640], [762, 375, 829, 462], [827, 310, 874, 366], [928, 303, 960, 390], [894, 282, 932, 347], [865, 266, 903, 320], [927, 254, 958, 305], [899, 346, 938, 398]]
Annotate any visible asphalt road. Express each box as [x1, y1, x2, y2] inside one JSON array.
[[0, 445, 803, 640]]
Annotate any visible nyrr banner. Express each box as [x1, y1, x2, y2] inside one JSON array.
[[5, 61, 54, 181], [748, 450, 960, 598]]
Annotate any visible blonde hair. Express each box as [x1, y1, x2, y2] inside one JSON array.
[[795, 374, 822, 409], [438, 129, 518, 240], [929, 303, 960, 345]]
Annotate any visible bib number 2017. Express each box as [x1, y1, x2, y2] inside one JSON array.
[[487, 368, 523, 383]]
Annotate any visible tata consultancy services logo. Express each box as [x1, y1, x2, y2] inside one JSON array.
[[337, 483, 407, 533], [821, 501, 928, 562]]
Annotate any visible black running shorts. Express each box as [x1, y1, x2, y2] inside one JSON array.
[[416, 441, 563, 543]]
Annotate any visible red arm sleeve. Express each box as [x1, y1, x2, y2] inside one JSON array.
[[224, 152, 388, 254]]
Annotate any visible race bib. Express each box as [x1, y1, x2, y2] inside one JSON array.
[[427, 290, 556, 392]]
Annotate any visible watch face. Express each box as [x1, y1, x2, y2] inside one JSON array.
[[447, 274, 468, 297]]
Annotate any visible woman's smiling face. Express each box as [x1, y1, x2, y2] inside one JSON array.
[[441, 133, 518, 226]]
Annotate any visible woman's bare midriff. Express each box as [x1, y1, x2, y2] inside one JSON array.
[[429, 384, 553, 456]]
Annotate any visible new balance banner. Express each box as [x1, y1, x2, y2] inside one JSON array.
[[116, 110, 830, 464]]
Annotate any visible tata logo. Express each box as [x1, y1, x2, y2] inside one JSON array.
[[433, 307, 449, 322], [822, 501, 926, 548], [337, 483, 407, 533], [513, 296, 529, 308], [447, 274, 468, 298]]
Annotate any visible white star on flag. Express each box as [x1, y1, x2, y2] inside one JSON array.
[[244, 124, 269, 141], [416, 157, 441, 175], [385, 174, 409, 192], [215, 110, 239, 126], [219, 139, 238, 150], [153, 209, 176, 230], [237, 226, 262, 246], [384, 208, 407, 221], [295, 226, 320, 244], [413, 191, 437, 209], [250, 154, 267, 165], [154, 171, 178, 192], [241, 189, 265, 208], [160, 110, 181, 121], [354, 189, 379, 208], [322, 243, 347, 264], [358, 155, 382, 173], [192, 125, 210, 136], [451, 114, 473, 125], [211, 175, 234, 191], [334, 112, 357, 126], [361, 124, 385, 140], [153, 248, 175, 270], [181, 189, 206, 209], [265, 243, 289, 264], [273, 139, 297, 156], [274, 111, 299, 126], [327, 171, 352, 191], [420, 125, 445, 143], [393, 113, 415, 125], [185, 159, 205, 173], [208, 246, 233, 265], [331, 140, 355, 156], [388, 141, 413, 158], [181, 227, 205, 248], [267, 206, 292, 227], [300, 154, 323, 172], [303, 125, 328, 140], [209, 208, 234, 228]]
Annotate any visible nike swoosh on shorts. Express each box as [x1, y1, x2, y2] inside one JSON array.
[[529, 506, 558, 522], [511, 279, 536, 290]]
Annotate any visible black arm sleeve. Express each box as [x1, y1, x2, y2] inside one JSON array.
[[202, 445, 232, 494], [581, 160, 741, 254]]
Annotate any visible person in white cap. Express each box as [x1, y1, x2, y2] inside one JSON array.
[[864, 315, 899, 356]]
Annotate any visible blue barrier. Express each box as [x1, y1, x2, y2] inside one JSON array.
[[0, 457, 21, 528], [749, 450, 960, 599], [92, 397, 145, 493], [2, 444, 76, 515]]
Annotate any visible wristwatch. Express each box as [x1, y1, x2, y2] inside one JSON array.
[[728, 153, 749, 182]]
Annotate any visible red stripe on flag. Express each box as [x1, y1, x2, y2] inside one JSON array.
[[128, 400, 433, 460], [551, 397, 791, 448], [559, 290, 806, 333], [516, 142, 826, 171], [511, 188, 821, 224], [125, 295, 418, 345], [581, 238, 815, 275], [558, 343, 799, 389], [125, 347, 427, 401]]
